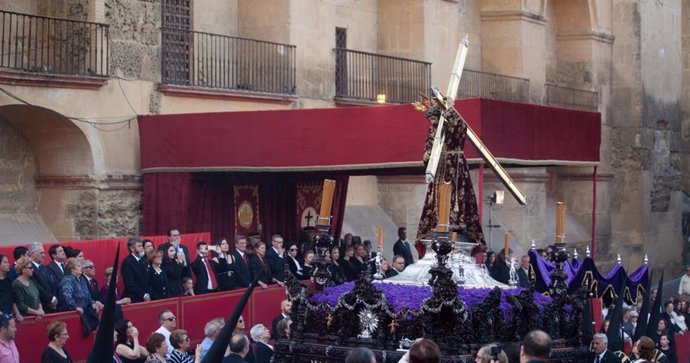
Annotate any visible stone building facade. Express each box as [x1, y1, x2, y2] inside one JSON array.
[[0, 0, 687, 274]]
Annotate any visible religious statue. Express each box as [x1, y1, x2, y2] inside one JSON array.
[[416, 105, 485, 246]]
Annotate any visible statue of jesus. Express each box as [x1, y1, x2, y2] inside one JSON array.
[[416, 105, 485, 250]]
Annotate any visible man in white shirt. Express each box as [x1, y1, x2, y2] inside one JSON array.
[[155, 309, 177, 358], [678, 265, 690, 302]]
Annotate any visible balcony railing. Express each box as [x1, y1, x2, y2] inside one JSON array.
[[0, 10, 109, 76], [334, 48, 431, 104], [161, 28, 296, 95], [545, 83, 598, 111], [457, 69, 529, 103]]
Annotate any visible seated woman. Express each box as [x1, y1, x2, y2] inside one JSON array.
[[100, 267, 131, 305], [59, 258, 102, 314], [169, 329, 198, 363], [147, 250, 169, 300], [41, 321, 72, 363], [11, 256, 45, 318], [144, 333, 168, 363], [115, 319, 148, 363], [657, 334, 677, 363]]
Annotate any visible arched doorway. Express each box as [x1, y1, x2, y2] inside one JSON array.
[[0, 104, 96, 243]]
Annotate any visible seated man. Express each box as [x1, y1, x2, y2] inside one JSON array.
[[387, 255, 405, 278]]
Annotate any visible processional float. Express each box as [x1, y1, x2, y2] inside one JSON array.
[[273, 36, 649, 363]]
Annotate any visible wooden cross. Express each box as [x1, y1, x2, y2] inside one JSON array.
[[425, 36, 526, 205]]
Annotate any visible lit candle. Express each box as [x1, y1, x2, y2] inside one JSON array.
[[377, 225, 383, 249], [503, 233, 509, 255], [437, 182, 451, 232], [556, 202, 565, 243], [318, 179, 336, 225]]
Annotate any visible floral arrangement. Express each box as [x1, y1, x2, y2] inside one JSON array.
[[311, 281, 552, 319]]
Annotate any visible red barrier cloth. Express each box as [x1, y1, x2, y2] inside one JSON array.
[[14, 285, 286, 362], [138, 99, 600, 173], [676, 333, 690, 363]]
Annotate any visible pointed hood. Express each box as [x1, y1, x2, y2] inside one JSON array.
[[202, 273, 262, 363], [645, 271, 664, 338], [606, 283, 626, 352], [633, 270, 653, 342], [87, 242, 121, 362]]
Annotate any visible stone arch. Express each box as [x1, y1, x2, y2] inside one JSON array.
[[0, 104, 96, 243]]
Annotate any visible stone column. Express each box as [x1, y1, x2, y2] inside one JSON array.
[[480, 0, 547, 103]]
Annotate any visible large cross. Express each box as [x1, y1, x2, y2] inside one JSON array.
[[425, 36, 527, 206]]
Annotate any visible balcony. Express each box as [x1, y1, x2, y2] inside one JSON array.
[[457, 69, 530, 103], [161, 28, 296, 97], [334, 48, 431, 104], [0, 10, 109, 78], [545, 83, 598, 111]]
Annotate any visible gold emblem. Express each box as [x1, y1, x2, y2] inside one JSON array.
[[237, 201, 254, 229]]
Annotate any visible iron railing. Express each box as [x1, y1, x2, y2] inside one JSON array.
[[161, 28, 296, 95], [334, 48, 431, 103], [545, 83, 598, 111], [457, 69, 529, 102], [0, 10, 109, 76]]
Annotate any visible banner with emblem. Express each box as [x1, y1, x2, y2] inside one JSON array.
[[296, 183, 322, 230], [234, 185, 260, 237]]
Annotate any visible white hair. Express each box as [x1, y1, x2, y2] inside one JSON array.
[[250, 324, 267, 341], [593, 333, 608, 342]]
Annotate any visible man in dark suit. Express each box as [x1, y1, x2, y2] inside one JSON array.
[[222, 333, 250, 363], [589, 333, 622, 363], [158, 228, 191, 277], [266, 234, 286, 284], [393, 227, 414, 267], [272, 299, 291, 340], [517, 255, 532, 288], [519, 330, 552, 363], [27, 242, 58, 312], [81, 259, 101, 302], [250, 324, 273, 363], [231, 236, 252, 288], [386, 255, 405, 278], [191, 242, 217, 295], [46, 244, 66, 287], [121, 237, 151, 303]]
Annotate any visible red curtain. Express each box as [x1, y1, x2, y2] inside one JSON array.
[[143, 172, 349, 244]]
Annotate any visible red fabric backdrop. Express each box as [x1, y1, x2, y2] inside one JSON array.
[[143, 173, 349, 243], [138, 98, 601, 173]]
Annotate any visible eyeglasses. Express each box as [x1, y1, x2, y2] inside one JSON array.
[[164, 316, 176, 322], [289, 248, 297, 252]]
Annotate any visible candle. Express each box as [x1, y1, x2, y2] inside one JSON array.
[[437, 182, 451, 232], [451, 232, 457, 242], [377, 225, 383, 249], [503, 233, 509, 255], [556, 202, 565, 243], [318, 179, 336, 225]]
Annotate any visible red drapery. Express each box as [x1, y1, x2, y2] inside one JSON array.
[[143, 173, 349, 243]]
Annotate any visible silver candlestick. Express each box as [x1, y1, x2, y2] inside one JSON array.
[[508, 256, 518, 286]]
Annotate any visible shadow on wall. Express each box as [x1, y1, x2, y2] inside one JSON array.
[[341, 205, 418, 261]]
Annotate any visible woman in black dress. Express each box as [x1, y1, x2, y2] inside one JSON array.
[[302, 250, 315, 278], [211, 237, 237, 291], [250, 241, 274, 288], [147, 250, 169, 300], [286, 243, 305, 279], [41, 321, 72, 363], [341, 246, 356, 281], [328, 246, 346, 285], [114, 319, 147, 363], [161, 244, 185, 297]]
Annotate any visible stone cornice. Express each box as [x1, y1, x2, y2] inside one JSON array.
[[480, 10, 547, 25], [556, 171, 614, 182], [35, 175, 142, 190], [0, 69, 108, 90], [557, 30, 615, 44], [158, 84, 298, 104]]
